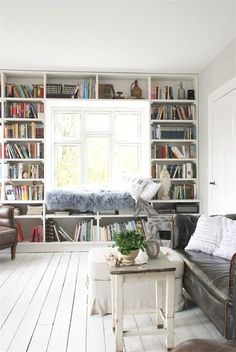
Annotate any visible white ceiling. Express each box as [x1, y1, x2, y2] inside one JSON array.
[[0, 0, 235, 73]]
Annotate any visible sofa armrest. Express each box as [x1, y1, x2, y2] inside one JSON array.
[[0, 206, 15, 229], [229, 252, 236, 338], [172, 214, 199, 249]]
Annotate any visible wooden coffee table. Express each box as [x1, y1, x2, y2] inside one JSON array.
[[107, 251, 176, 351]]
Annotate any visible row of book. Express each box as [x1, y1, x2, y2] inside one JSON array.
[[5, 143, 44, 159], [5, 102, 44, 119], [153, 183, 197, 200], [151, 144, 197, 159], [4, 122, 44, 139], [151, 125, 196, 140], [45, 219, 147, 243], [5, 184, 44, 201], [151, 85, 174, 100], [151, 162, 196, 179], [5, 83, 44, 98], [5, 162, 44, 179], [151, 104, 195, 120]]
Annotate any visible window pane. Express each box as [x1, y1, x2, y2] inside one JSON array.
[[56, 145, 80, 187], [85, 112, 111, 132], [115, 145, 139, 175], [86, 137, 109, 184], [115, 112, 140, 141], [55, 113, 80, 140]]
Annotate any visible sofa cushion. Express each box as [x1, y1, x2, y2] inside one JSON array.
[[179, 249, 230, 302], [185, 215, 225, 254], [213, 221, 236, 260]]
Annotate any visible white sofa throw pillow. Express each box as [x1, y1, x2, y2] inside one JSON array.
[[213, 218, 236, 260], [185, 215, 224, 254], [140, 181, 161, 201]]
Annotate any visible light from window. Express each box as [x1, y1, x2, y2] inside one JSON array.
[[55, 113, 80, 140], [86, 136, 109, 184], [115, 145, 139, 174], [56, 145, 80, 187]]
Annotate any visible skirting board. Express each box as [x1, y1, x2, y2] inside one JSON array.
[[1, 240, 170, 254], [3, 242, 113, 253]]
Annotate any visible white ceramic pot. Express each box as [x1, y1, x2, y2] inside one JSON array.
[[120, 249, 139, 265]]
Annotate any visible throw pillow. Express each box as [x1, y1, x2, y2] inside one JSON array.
[[140, 181, 161, 201], [118, 173, 151, 201], [213, 218, 236, 260], [185, 215, 224, 254]]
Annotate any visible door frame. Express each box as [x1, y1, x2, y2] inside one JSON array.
[[208, 75, 236, 214]]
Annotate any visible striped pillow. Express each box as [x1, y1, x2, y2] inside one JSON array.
[[185, 215, 224, 254]]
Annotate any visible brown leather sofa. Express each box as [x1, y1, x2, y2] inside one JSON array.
[[172, 214, 236, 339], [0, 206, 17, 259], [172, 338, 236, 352]]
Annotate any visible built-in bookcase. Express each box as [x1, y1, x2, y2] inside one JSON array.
[[149, 75, 199, 216], [0, 70, 200, 246]]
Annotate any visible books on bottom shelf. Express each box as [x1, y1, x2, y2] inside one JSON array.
[[30, 225, 43, 242], [74, 219, 147, 242]]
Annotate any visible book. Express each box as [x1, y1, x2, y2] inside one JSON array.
[[171, 146, 184, 159], [5, 185, 15, 200]]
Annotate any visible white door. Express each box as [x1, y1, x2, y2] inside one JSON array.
[[209, 88, 236, 214]]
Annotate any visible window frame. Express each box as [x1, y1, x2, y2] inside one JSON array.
[[45, 100, 150, 191]]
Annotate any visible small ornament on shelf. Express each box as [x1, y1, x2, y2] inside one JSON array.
[[178, 81, 185, 100]]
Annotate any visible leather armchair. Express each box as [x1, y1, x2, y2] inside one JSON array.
[[0, 206, 17, 259], [172, 338, 236, 352]]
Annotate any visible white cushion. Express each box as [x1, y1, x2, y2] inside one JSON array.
[[185, 215, 225, 254], [118, 173, 151, 201], [140, 181, 161, 201], [213, 219, 236, 259]]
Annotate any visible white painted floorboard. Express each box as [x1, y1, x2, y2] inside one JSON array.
[[0, 252, 226, 352]]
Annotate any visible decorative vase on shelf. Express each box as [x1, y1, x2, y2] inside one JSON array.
[[178, 81, 185, 100], [130, 80, 142, 99], [160, 164, 171, 200]]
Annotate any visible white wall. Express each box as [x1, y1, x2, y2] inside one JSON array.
[[0, 1, 235, 73], [199, 37, 236, 214]]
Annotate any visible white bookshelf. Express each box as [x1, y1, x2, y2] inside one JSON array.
[[0, 70, 200, 245]]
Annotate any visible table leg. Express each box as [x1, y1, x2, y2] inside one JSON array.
[[111, 275, 116, 332], [115, 275, 123, 352], [165, 272, 175, 350], [155, 280, 163, 329]]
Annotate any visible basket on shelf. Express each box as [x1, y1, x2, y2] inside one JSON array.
[[46, 84, 78, 98]]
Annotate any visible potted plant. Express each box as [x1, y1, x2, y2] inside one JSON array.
[[113, 224, 147, 265]]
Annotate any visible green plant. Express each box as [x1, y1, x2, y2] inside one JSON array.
[[113, 225, 147, 255]]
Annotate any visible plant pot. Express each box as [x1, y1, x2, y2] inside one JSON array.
[[145, 239, 160, 259], [120, 249, 139, 265]]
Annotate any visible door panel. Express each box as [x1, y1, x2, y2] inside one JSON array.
[[209, 89, 236, 214]]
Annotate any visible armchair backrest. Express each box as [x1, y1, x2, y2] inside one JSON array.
[[0, 206, 15, 229]]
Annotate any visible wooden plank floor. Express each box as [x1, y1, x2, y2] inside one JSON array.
[[0, 252, 226, 352]]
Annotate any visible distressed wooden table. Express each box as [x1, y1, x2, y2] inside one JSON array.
[[106, 251, 176, 351]]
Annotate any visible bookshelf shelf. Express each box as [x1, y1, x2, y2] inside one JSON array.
[[4, 98, 44, 102], [151, 139, 197, 143], [151, 120, 196, 124], [150, 199, 200, 204]]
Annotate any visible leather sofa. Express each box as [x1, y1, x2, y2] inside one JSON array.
[[172, 214, 236, 339], [0, 206, 17, 259], [172, 338, 236, 352]]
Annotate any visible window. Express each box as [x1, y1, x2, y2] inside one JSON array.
[[46, 101, 149, 189]]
